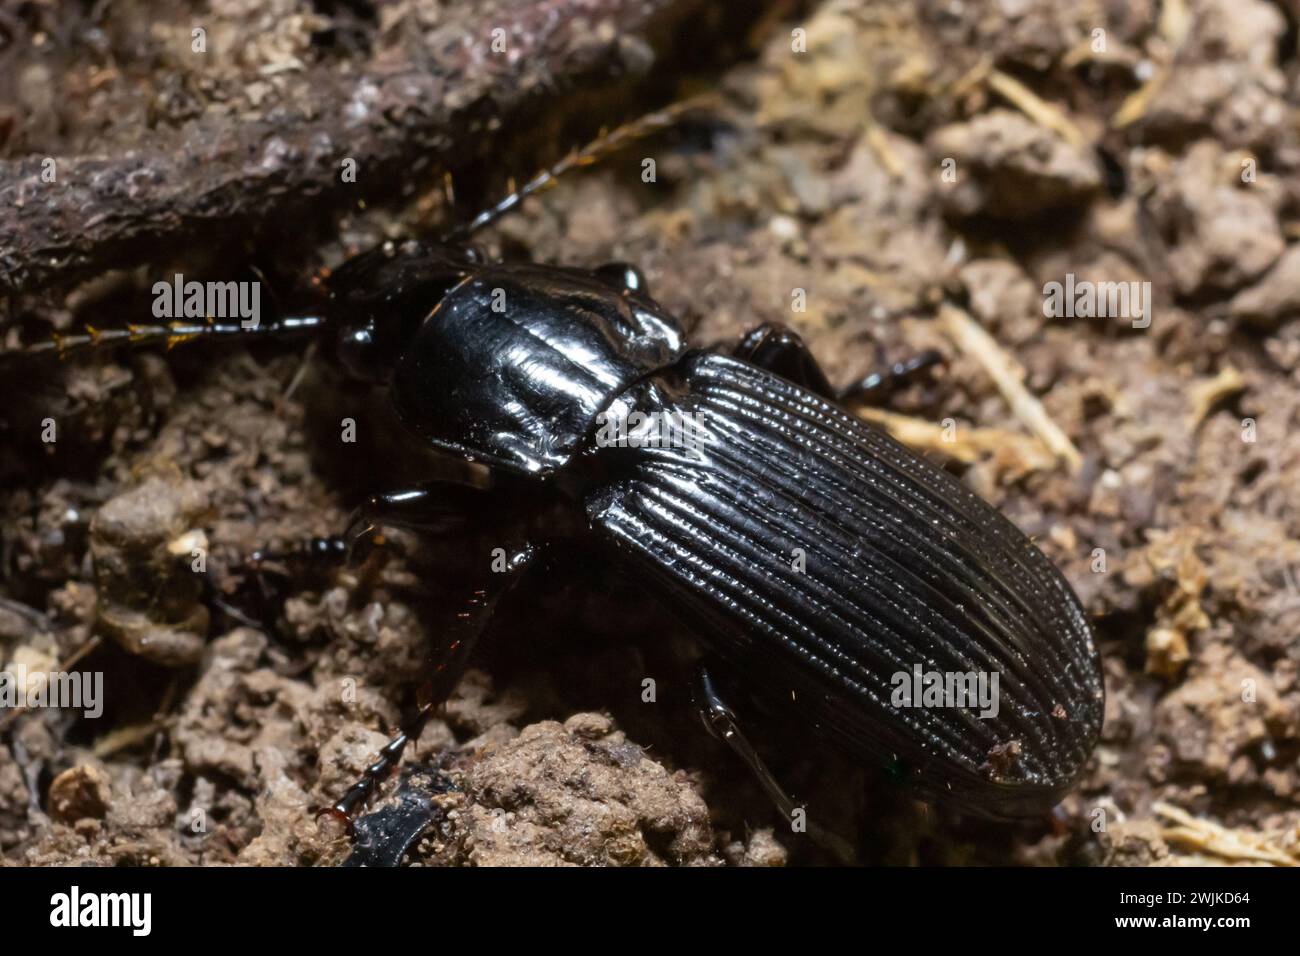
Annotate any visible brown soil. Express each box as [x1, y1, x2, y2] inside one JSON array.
[[3, 0, 1300, 866]]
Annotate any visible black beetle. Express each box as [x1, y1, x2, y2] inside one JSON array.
[[7, 106, 1104, 856], [310, 236, 1103, 835]]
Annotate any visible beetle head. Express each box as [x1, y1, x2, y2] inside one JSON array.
[[328, 239, 483, 383]]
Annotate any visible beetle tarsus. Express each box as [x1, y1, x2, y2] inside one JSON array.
[[318, 722, 421, 828], [248, 535, 349, 569]]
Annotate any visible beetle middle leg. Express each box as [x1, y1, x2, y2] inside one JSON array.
[[317, 540, 537, 834], [225, 480, 539, 834], [733, 322, 942, 405], [314, 483, 540, 834]]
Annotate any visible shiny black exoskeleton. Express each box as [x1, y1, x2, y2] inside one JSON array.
[[318, 237, 1104, 840]]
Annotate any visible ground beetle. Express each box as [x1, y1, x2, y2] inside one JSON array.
[[8, 105, 1104, 858]]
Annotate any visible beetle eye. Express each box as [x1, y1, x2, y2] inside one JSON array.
[[595, 262, 648, 296]]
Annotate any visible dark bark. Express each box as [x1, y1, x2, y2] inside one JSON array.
[[0, 0, 728, 296]]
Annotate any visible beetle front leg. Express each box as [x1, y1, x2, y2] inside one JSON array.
[[244, 481, 494, 572], [733, 322, 942, 405], [229, 483, 494, 635], [693, 664, 855, 863], [342, 482, 495, 564]]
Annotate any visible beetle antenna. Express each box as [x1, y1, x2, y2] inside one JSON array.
[[1, 314, 327, 363], [442, 95, 720, 242]]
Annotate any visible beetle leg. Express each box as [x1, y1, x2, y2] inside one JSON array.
[[693, 665, 855, 863], [239, 482, 491, 583], [733, 322, 943, 406], [317, 540, 538, 836], [246, 535, 348, 570], [341, 482, 494, 564], [224, 482, 512, 639], [316, 713, 432, 835], [732, 323, 837, 399], [839, 348, 944, 405], [694, 666, 794, 817], [422, 541, 538, 705]]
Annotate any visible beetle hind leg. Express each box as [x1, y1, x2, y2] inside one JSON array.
[[693, 664, 855, 863]]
